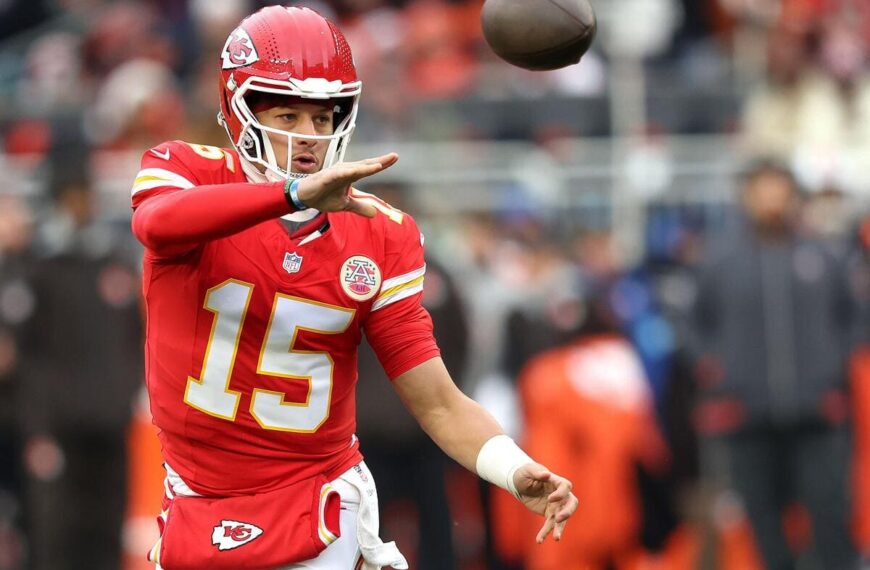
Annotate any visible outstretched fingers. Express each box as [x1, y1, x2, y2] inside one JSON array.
[[333, 161, 385, 185], [536, 474, 577, 544], [536, 514, 556, 544], [553, 518, 568, 541], [536, 498, 576, 543], [306, 153, 398, 217], [340, 153, 399, 183], [358, 152, 399, 169]]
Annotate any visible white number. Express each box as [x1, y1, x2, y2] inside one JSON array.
[[188, 143, 225, 160], [187, 142, 236, 172], [184, 281, 355, 432], [184, 280, 252, 420], [253, 295, 354, 432]]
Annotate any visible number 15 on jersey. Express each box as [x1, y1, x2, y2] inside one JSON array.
[[184, 279, 355, 433]]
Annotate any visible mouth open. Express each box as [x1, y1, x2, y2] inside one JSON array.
[[291, 154, 318, 174]]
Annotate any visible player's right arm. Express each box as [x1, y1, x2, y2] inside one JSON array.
[[131, 141, 290, 257], [130, 141, 397, 257]]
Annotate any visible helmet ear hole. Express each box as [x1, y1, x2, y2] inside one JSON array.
[[241, 131, 257, 151]]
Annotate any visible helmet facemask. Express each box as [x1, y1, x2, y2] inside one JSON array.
[[221, 75, 360, 181]]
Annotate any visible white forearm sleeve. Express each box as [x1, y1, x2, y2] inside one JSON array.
[[475, 434, 534, 499]]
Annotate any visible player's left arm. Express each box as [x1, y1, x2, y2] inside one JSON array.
[[365, 211, 577, 541], [392, 357, 579, 543]]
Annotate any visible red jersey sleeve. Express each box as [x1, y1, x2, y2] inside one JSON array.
[[364, 213, 441, 379], [131, 140, 206, 209], [130, 141, 291, 257]]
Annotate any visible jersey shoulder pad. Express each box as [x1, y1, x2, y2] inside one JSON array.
[[134, 141, 238, 197]]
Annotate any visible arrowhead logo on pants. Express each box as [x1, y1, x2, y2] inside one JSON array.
[[212, 520, 264, 551]]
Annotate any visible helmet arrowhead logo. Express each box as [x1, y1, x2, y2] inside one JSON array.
[[221, 28, 259, 69], [211, 520, 264, 551]]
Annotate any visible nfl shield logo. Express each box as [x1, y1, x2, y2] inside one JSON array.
[[283, 252, 303, 274]]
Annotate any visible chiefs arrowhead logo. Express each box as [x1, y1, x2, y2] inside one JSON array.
[[212, 520, 264, 551], [221, 27, 259, 69]]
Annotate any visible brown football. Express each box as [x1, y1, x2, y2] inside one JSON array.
[[481, 0, 596, 71]]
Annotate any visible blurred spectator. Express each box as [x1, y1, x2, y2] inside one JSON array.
[[401, 0, 478, 100], [85, 58, 185, 150], [742, 27, 828, 159], [342, 1, 414, 141], [17, 146, 142, 570], [502, 242, 582, 379], [0, 194, 35, 570], [802, 186, 853, 246], [356, 183, 469, 570], [570, 229, 681, 404], [16, 32, 85, 115], [692, 161, 860, 570], [494, 287, 671, 570], [801, 14, 870, 195], [80, 2, 176, 80], [743, 21, 870, 194]]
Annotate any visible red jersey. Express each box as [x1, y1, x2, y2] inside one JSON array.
[[131, 140, 440, 496]]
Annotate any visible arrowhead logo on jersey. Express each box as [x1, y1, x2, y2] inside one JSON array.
[[221, 27, 259, 69], [211, 520, 264, 551], [283, 252, 303, 274], [340, 255, 381, 301]]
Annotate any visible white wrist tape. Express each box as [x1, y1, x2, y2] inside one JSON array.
[[475, 435, 534, 499]]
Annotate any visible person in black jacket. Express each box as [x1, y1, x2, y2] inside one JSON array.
[[18, 151, 143, 570], [692, 161, 859, 570]]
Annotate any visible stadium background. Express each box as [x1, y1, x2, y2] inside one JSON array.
[[0, 0, 867, 569]]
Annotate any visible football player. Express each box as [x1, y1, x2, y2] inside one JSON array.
[[130, 6, 578, 570]]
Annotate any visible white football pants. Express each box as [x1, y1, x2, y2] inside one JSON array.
[[281, 472, 362, 569]]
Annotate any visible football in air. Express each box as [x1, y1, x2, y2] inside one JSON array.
[[481, 0, 596, 71]]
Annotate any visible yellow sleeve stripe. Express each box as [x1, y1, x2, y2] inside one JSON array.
[[377, 275, 424, 302], [372, 275, 425, 311], [131, 168, 195, 195], [134, 175, 167, 184]]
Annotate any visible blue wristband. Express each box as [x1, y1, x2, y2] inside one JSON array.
[[284, 178, 309, 211]]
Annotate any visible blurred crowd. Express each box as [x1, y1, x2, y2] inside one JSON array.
[[0, 0, 869, 569]]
